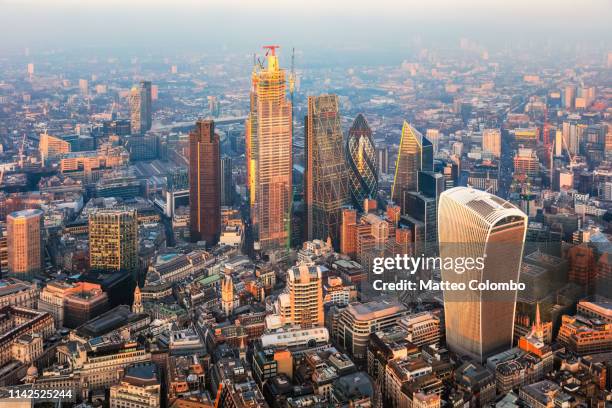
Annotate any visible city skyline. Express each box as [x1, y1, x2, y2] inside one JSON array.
[[0, 4, 610, 406]]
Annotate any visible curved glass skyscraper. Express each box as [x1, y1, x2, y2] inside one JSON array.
[[346, 114, 378, 211], [438, 187, 527, 362]]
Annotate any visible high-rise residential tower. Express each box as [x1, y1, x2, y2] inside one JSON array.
[[189, 119, 221, 245], [304, 94, 349, 247], [391, 122, 433, 203], [7, 209, 43, 278], [346, 114, 378, 212], [89, 209, 138, 276], [438, 187, 528, 362], [130, 80, 152, 135], [246, 46, 292, 252]]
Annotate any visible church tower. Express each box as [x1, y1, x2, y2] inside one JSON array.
[[132, 285, 143, 314], [221, 273, 236, 317]]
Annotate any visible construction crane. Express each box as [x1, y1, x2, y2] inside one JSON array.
[[18, 133, 27, 168], [263, 44, 280, 56]]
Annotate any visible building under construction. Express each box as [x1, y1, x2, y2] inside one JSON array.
[[246, 46, 293, 252]]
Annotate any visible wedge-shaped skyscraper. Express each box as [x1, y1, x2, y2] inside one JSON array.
[[346, 114, 378, 211], [391, 122, 433, 203], [438, 187, 527, 362]]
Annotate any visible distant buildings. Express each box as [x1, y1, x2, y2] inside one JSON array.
[[438, 187, 527, 362], [130, 80, 152, 135], [513, 148, 539, 176], [346, 114, 378, 212], [304, 94, 349, 248], [482, 129, 501, 158], [7, 209, 43, 278], [246, 46, 292, 252], [188, 119, 221, 245], [88, 209, 138, 276], [39, 133, 71, 163]]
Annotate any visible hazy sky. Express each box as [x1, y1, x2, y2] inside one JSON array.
[[1, 0, 610, 55]]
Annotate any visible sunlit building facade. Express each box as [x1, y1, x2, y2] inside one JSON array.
[[391, 122, 433, 203], [438, 187, 527, 362], [346, 114, 378, 212], [246, 46, 292, 252], [89, 209, 138, 276], [129, 80, 152, 135], [7, 209, 43, 278], [305, 94, 349, 248]]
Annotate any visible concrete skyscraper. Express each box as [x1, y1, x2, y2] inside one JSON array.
[[246, 46, 292, 252], [189, 119, 221, 245], [130, 80, 152, 135], [89, 209, 138, 277], [287, 263, 324, 328], [391, 121, 433, 203], [304, 94, 349, 248], [438, 187, 528, 362], [7, 209, 43, 278], [346, 114, 378, 212]]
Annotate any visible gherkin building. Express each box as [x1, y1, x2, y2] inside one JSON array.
[[346, 114, 378, 211]]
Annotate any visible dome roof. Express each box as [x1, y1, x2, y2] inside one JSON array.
[[27, 365, 38, 377]]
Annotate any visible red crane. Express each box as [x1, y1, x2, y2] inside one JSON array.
[[263, 45, 280, 56]]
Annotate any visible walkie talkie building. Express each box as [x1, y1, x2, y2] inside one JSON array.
[[438, 187, 528, 363]]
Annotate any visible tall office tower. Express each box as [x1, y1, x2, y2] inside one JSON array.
[[246, 46, 292, 252], [426, 129, 440, 154], [27, 63, 34, 78], [438, 187, 527, 362], [391, 121, 433, 203], [376, 147, 388, 176], [346, 114, 378, 212], [482, 129, 501, 158], [401, 171, 445, 255], [129, 86, 142, 135], [220, 156, 233, 207], [139, 80, 152, 132], [7, 209, 43, 278], [129, 81, 152, 135], [304, 95, 349, 247], [564, 85, 576, 109], [287, 263, 324, 328], [79, 79, 88, 96], [89, 209, 138, 276], [189, 119, 221, 245]]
